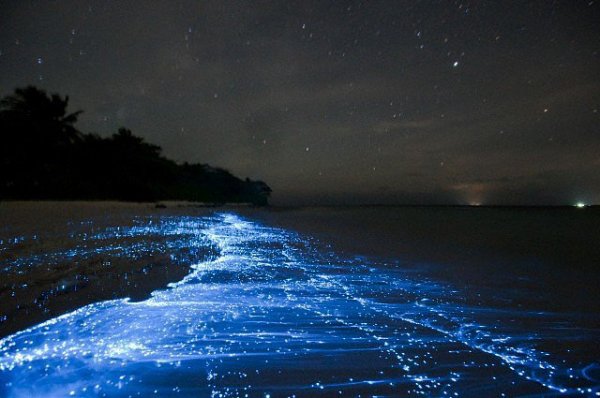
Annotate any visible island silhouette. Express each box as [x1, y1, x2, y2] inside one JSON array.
[[0, 86, 271, 205]]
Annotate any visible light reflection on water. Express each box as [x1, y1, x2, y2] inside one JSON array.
[[0, 213, 598, 397]]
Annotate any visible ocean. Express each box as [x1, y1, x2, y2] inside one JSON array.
[[0, 203, 598, 397]]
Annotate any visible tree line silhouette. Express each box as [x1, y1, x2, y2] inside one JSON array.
[[0, 86, 271, 205]]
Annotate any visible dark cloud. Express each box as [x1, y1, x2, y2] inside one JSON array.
[[1, 0, 599, 204]]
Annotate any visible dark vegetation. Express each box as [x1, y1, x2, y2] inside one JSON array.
[[0, 86, 271, 205]]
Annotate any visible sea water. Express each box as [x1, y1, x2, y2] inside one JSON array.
[[0, 208, 598, 397]]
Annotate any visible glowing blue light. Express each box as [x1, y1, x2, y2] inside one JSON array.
[[0, 213, 597, 396]]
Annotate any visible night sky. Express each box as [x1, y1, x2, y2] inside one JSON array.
[[1, 1, 599, 205]]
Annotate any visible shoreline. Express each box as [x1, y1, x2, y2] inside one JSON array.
[[0, 203, 219, 338], [2, 202, 599, 337]]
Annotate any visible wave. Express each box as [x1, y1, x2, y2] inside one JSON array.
[[0, 213, 597, 397]]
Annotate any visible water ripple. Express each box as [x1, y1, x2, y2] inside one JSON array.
[[0, 213, 598, 397]]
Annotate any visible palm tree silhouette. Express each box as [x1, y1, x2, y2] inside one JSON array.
[[0, 85, 271, 204], [0, 86, 83, 197], [0, 85, 83, 146]]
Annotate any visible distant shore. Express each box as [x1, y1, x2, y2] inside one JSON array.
[[0, 199, 261, 207]]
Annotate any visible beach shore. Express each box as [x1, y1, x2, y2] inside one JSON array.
[[1, 202, 598, 396], [0, 201, 218, 338], [3, 202, 599, 338]]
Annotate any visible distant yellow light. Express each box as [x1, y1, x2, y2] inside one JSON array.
[[575, 202, 585, 208]]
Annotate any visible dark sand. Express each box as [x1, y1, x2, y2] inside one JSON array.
[[0, 201, 218, 338]]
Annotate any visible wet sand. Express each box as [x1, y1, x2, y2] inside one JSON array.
[[0, 201, 218, 338]]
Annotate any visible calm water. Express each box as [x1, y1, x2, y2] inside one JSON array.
[[0, 204, 598, 397]]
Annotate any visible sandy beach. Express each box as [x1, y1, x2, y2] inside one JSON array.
[[0, 201, 218, 337]]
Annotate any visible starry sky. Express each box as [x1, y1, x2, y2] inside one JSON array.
[[1, 1, 599, 205]]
